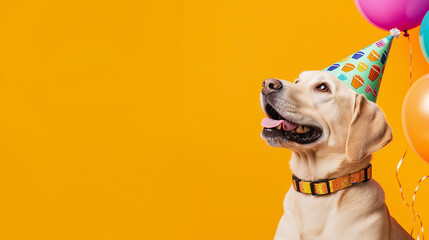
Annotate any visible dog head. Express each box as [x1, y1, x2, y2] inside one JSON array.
[[260, 71, 392, 163]]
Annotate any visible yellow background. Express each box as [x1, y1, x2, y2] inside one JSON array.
[[0, 0, 428, 239]]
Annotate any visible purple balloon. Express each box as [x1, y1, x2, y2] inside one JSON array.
[[355, 0, 429, 31]]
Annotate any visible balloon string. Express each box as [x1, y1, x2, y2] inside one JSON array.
[[396, 151, 413, 214], [405, 32, 412, 86], [411, 175, 429, 240], [396, 150, 429, 239]]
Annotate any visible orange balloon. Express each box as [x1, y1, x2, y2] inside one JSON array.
[[402, 74, 429, 163]]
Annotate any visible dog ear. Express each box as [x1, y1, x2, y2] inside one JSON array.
[[346, 94, 392, 162]]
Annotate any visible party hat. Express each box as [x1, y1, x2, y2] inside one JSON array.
[[322, 28, 401, 102]]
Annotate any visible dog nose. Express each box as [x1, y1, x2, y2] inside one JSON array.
[[262, 78, 282, 95]]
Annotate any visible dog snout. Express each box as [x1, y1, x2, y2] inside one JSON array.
[[262, 78, 282, 95]]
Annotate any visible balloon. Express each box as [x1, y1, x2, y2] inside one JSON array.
[[402, 74, 429, 163], [355, 0, 429, 31], [420, 11, 429, 64]]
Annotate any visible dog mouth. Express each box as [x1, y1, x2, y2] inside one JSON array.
[[261, 103, 322, 144]]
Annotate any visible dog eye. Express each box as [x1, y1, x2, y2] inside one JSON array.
[[315, 83, 330, 92]]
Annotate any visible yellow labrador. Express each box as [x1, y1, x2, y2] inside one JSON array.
[[260, 71, 413, 240]]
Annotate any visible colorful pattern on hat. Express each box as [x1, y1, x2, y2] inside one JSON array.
[[322, 35, 395, 102]]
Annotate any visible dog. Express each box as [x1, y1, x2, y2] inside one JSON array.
[[260, 71, 413, 240]]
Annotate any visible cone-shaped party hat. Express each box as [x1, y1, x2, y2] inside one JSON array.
[[322, 28, 401, 102]]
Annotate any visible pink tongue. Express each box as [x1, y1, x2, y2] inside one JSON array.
[[261, 118, 298, 131]]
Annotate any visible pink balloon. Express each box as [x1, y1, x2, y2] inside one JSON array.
[[355, 0, 429, 31]]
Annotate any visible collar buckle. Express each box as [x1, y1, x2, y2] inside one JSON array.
[[292, 175, 301, 192], [363, 164, 372, 182], [309, 179, 330, 196]]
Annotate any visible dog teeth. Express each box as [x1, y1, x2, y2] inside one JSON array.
[[294, 125, 310, 134], [276, 125, 282, 130], [304, 126, 310, 133]]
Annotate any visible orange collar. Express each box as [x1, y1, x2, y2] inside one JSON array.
[[292, 164, 372, 196]]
